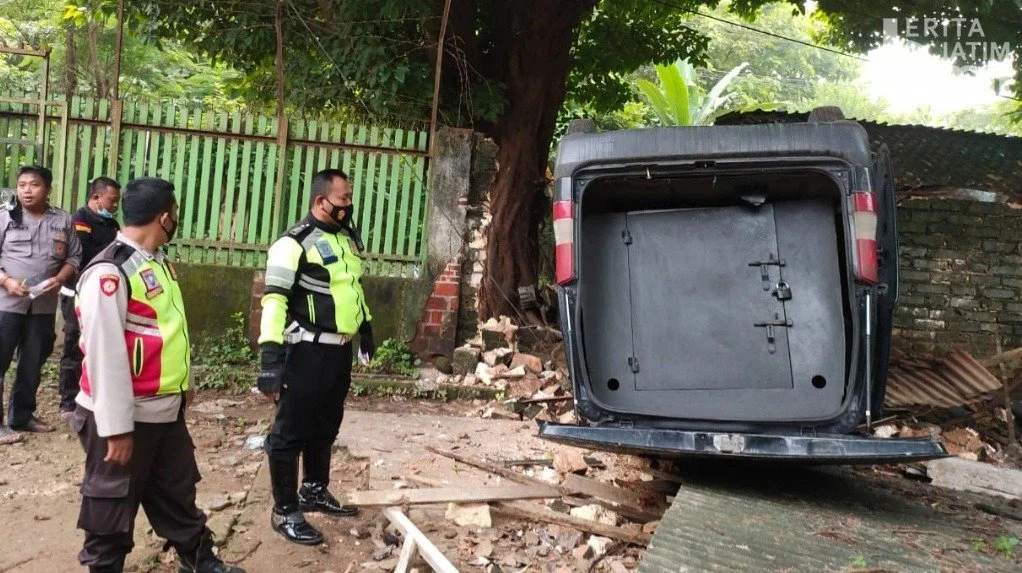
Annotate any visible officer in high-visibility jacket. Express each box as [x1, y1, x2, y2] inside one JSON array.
[[257, 168, 375, 546], [73, 177, 244, 573]]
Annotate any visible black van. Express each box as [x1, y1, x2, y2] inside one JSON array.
[[539, 110, 947, 463]]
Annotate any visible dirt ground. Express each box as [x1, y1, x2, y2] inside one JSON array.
[[2, 379, 1020, 573], [0, 383, 649, 573]]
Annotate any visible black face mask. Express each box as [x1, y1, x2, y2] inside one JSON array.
[[323, 198, 354, 226], [162, 216, 178, 242]]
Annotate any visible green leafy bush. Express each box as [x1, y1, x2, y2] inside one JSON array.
[[193, 312, 256, 392]]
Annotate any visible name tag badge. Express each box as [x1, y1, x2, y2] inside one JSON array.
[[315, 241, 338, 264], [140, 268, 165, 299]]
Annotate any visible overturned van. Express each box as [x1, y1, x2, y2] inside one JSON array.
[[539, 111, 948, 463]]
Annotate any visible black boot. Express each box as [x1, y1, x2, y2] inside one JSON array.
[[269, 456, 324, 545], [298, 444, 359, 517], [89, 556, 125, 573], [176, 528, 246, 573]]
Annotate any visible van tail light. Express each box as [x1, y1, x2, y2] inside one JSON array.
[[852, 192, 878, 285], [553, 201, 575, 285]]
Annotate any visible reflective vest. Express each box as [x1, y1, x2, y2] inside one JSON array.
[[259, 216, 372, 345], [78, 241, 191, 397]]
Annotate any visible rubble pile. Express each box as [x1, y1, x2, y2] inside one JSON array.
[[440, 316, 575, 423]]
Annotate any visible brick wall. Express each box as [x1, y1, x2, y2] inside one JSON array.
[[893, 198, 1022, 358], [410, 255, 463, 356]]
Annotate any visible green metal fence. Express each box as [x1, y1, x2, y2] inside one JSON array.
[[0, 94, 430, 276]]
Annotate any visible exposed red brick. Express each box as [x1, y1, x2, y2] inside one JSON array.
[[425, 297, 448, 311], [434, 282, 459, 297]]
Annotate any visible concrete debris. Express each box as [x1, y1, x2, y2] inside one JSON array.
[[926, 457, 1022, 500], [509, 374, 545, 398], [445, 503, 493, 528], [482, 348, 514, 367], [510, 353, 543, 375], [641, 521, 660, 535], [554, 450, 589, 475], [569, 505, 619, 526], [587, 535, 613, 556]]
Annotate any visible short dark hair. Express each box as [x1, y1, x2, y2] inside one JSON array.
[[89, 177, 120, 198], [311, 169, 349, 200], [18, 165, 53, 188], [122, 177, 176, 226]]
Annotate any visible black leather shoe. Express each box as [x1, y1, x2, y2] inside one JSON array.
[[299, 482, 359, 517], [177, 528, 246, 573], [271, 507, 324, 545], [89, 556, 125, 573]]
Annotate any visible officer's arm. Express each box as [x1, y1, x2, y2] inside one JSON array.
[[259, 236, 303, 345], [78, 263, 134, 437], [54, 215, 83, 285]]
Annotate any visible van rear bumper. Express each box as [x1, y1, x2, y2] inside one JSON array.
[[538, 422, 948, 464]]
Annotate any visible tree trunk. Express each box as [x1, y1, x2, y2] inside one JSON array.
[[477, 0, 596, 320], [63, 23, 78, 100]]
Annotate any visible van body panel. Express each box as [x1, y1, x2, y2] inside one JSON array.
[[548, 122, 946, 462]]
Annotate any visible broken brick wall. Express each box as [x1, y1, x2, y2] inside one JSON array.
[[456, 134, 499, 347], [893, 197, 1022, 358]]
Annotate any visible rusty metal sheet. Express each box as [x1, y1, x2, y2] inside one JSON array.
[[885, 350, 1002, 409]]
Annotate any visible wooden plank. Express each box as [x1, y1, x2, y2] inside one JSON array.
[[220, 112, 242, 265], [394, 537, 417, 573], [245, 114, 269, 265], [180, 107, 203, 261], [269, 114, 288, 239], [301, 120, 319, 216], [172, 106, 189, 257], [328, 122, 342, 168], [118, 100, 135, 183], [980, 347, 1022, 368], [285, 119, 306, 227], [383, 507, 458, 573], [195, 108, 214, 241], [407, 135, 427, 259], [396, 140, 414, 257], [208, 111, 229, 264], [92, 98, 108, 178], [350, 125, 368, 216], [345, 485, 559, 507], [161, 103, 178, 184], [341, 124, 354, 176], [359, 126, 379, 244], [133, 101, 149, 177], [371, 149, 389, 254], [146, 101, 163, 176], [493, 502, 652, 546], [383, 131, 403, 257], [560, 473, 667, 523], [0, 108, 10, 185]]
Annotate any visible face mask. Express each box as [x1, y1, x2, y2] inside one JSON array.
[[98, 208, 113, 219], [162, 216, 178, 242], [323, 198, 354, 225]]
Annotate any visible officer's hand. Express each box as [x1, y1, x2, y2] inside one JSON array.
[[358, 321, 376, 363], [104, 433, 134, 466], [257, 343, 286, 401], [2, 278, 28, 297], [40, 277, 61, 295]]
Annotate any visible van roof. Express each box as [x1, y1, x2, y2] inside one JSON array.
[[554, 122, 872, 178]]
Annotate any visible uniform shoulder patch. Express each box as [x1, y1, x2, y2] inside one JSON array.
[[99, 274, 120, 297], [286, 221, 312, 238], [74, 222, 92, 233]]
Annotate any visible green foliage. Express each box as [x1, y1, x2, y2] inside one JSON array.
[[851, 556, 867, 568], [973, 540, 988, 552], [354, 338, 419, 377], [632, 59, 749, 126], [193, 313, 256, 393], [995, 535, 1019, 558]]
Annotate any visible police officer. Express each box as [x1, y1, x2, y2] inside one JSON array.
[[73, 177, 244, 573], [58, 176, 121, 422], [257, 168, 375, 545], [0, 165, 82, 444]]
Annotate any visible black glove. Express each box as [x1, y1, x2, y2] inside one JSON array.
[[358, 321, 376, 363], [256, 343, 286, 393]]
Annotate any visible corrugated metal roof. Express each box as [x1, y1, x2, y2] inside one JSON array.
[[639, 467, 1017, 572], [885, 349, 1002, 409]]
